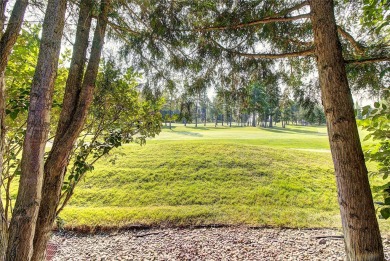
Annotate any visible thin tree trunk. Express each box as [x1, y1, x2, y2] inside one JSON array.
[[0, 4, 29, 255], [195, 101, 198, 127], [0, 0, 28, 73], [310, 1, 384, 260], [6, 1, 67, 260], [204, 102, 207, 126], [0, 73, 7, 261], [169, 97, 172, 129], [31, 1, 110, 260], [0, 3, 8, 257], [0, 1, 7, 32]]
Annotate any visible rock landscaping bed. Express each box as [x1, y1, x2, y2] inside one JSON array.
[[51, 227, 390, 260]]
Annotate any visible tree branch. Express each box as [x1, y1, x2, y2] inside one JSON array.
[[195, 1, 309, 32], [345, 57, 390, 65], [210, 36, 314, 59], [232, 48, 315, 59], [197, 13, 310, 32], [272, 1, 309, 17], [337, 26, 365, 54], [108, 21, 140, 36]]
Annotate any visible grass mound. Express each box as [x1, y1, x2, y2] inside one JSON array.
[[59, 124, 385, 230]]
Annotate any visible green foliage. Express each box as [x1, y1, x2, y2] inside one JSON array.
[[360, 101, 390, 219], [59, 60, 163, 213], [5, 23, 40, 122], [247, 82, 268, 115], [304, 105, 326, 125], [361, 0, 389, 34]]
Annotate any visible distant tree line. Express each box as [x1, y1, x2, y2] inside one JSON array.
[[160, 83, 326, 128]]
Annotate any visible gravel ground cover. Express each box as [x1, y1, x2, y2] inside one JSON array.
[[51, 227, 390, 260]]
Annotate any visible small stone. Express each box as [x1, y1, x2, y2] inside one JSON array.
[[319, 238, 327, 245]]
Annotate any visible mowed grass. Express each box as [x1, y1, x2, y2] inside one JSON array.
[[60, 124, 389, 231]]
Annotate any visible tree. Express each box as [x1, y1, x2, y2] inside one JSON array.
[[6, 0, 68, 260], [1, 24, 69, 260], [178, 89, 194, 126], [247, 82, 268, 127], [31, 1, 112, 260], [0, 1, 29, 257], [279, 89, 293, 128], [310, 1, 383, 259]]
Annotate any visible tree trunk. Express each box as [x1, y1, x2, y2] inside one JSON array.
[[310, 1, 384, 260], [269, 114, 273, 127], [0, 4, 7, 258], [31, 1, 110, 260], [169, 99, 172, 129], [0, 1, 29, 258], [0, 0, 28, 73], [0, 72, 7, 261], [0, 1, 7, 32], [0, 0, 29, 196], [195, 102, 198, 127], [204, 104, 207, 126], [6, 1, 68, 260]]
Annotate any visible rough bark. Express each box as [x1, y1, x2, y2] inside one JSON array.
[[0, 1, 8, 32], [0, 0, 28, 73], [0, 0, 29, 192], [0, 1, 29, 260], [0, 73, 6, 261], [309, 1, 384, 260], [31, 1, 110, 260], [0, 2, 7, 255], [6, 0, 68, 260]]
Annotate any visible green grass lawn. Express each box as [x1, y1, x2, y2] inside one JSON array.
[[59, 123, 389, 231]]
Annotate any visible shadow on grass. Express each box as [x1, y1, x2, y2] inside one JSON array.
[[162, 125, 178, 130], [261, 126, 327, 136], [170, 129, 204, 137], [163, 125, 211, 131]]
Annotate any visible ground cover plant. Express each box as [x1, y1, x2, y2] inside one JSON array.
[[58, 124, 384, 230]]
